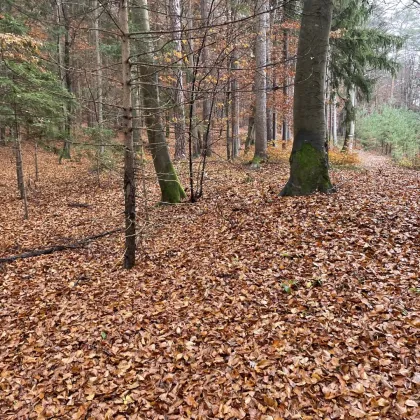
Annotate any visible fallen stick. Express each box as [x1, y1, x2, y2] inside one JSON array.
[[0, 228, 123, 264]]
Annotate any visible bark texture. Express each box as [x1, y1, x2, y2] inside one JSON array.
[[121, 0, 136, 268], [280, 0, 334, 196], [169, 0, 186, 159], [252, 0, 269, 164], [136, 0, 185, 204]]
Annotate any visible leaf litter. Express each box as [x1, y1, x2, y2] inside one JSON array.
[[0, 145, 419, 419]]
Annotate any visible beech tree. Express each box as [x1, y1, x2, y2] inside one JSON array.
[[252, 0, 269, 165], [280, 0, 334, 196], [134, 0, 186, 204]]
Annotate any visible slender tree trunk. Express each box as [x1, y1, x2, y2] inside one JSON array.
[[34, 142, 39, 181], [169, 0, 186, 160], [14, 129, 28, 219], [342, 85, 355, 152], [201, 0, 212, 157], [281, 26, 289, 149], [332, 93, 337, 147], [252, 0, 269, 165], [231, 0, 240, 158], [93, 0, 104, 154], [280, 0, 334, 196], [185, 0, 200, 158], [136, 0, 185, 203], [0, 127, 5, 146], [60, 0, 72, 160], [245, 104, 255, 153], [266, 9, 273, 145], [120, 0, 136, 269]]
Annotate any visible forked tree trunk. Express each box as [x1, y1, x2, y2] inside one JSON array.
[[120, 0, 136, 269], [280, 0, 334, 196], [169, 0, 186, 160], [252, 0, 269, 165], [136, 0, 185, 203]]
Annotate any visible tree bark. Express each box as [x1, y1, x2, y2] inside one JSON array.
[[14, 131, 28, 219], [342, 85, 355, 152], [282, 23, 289, 148], [201, 0, 212, 157], [120, 0, 136, 269], [231, 0, 240, 158], [280, 0, 334, 196], [93, 0, 104, 154], [59, 0, 72, 160], [169, 0, 187, 160], [136, 0, 186, 204], [252, 0, 269, 165]]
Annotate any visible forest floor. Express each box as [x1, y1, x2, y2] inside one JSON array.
[[0, 143, 419, 419]]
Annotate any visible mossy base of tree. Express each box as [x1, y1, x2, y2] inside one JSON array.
[[280, 142, 335, 196], [158, 162, 186, 204], [250, 154, 266, 169]]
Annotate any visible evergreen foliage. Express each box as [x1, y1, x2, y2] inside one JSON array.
[[330, 0, 403, 99], [0, 13, 71, 139], [358, 106, 420, 168]]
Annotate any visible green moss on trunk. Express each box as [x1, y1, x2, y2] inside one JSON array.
[[159, 162, 186, 204], [280, 142, 333, 196]]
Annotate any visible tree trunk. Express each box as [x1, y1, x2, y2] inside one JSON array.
[[245, 104, 255, 153], [252, 0, 269, 165], [60, 0, 72, 160], [169, 0, 187, 160], [342, 86, 355, 153], [15, 131, 29, 219], [280, 0, 334, 196], [281, 26, 289, 149], [136, 0, 186, 204], [231, 0, 240, 158], [332, 93, 338, 147], [266, 9, 273, 145], [201, 0, 212, 157], [93, 0, 104, 154], [120, 0, 136, 269]]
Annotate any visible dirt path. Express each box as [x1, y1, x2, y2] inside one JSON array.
[[357, 149, 393, 170]]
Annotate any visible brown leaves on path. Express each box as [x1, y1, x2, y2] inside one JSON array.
[[0, 145, 419, 419]]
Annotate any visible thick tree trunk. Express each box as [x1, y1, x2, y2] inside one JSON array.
[[252, 0, 269, 165], [280, 0, 334, 196], [169, 0, 186, 159], [120, 0, 136, 269], [136, 0, 185, 204]]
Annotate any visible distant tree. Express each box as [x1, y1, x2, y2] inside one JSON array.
[[252, 0, 269, 166]]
